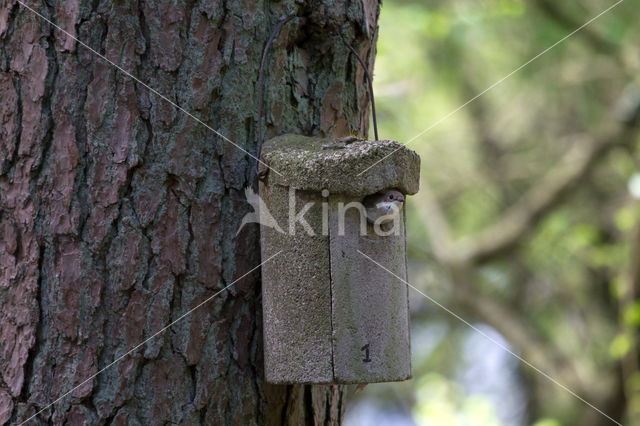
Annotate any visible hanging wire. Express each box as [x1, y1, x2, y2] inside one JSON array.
[[340, 34, 379, 141], [256, 14, 297, 178]]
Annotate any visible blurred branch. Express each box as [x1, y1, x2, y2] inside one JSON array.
[[417, 179, 593, 394], [416, 184, 593, 394], [456, 125, 638, 265], [414, 122, 639, 402], [533, 0, 620, 57], [451, 268, 590, 394], [419, 123, 637, 266], [459, 77, 515, 206]]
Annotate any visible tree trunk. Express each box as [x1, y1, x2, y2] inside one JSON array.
[[0, 0, 379, 424]]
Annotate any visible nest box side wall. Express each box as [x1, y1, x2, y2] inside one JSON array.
[[260, 183, 334, 384]]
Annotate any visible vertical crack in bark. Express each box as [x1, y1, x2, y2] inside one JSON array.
[[29, 34, 58, 186], [337, 385, 346, 423], [324, 386, 334, 425], [279, 385, 292, 426], [304, 385, 314, 426], [11, 242, 46, 426], [2, 75, 21, 174]]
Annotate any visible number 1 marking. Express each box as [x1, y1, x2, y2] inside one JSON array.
[[361, 344, 372, 363]]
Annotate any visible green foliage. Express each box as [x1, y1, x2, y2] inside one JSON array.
[[624, 302, 640, 326], [532, 419, 562, 426], [610, 332, 632, 359], [413, 374, 502, 426], [354, 0, 640, 424]]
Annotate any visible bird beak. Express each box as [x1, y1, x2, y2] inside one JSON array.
[[398, 195, 405, 203]]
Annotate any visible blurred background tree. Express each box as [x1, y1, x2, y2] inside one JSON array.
[[345, 0, 640, 425]]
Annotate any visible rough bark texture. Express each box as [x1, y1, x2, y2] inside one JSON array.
[[0, 0, 379, 424]]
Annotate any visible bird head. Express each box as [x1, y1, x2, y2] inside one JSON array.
[[374, 189, 405, 215], [362, 189, 406, 213], [383, 189, 405, 204]]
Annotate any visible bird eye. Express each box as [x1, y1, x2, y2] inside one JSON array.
[[388, 195, 393, 200]]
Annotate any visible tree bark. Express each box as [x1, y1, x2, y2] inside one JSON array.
[[0, 0, 379, 424]]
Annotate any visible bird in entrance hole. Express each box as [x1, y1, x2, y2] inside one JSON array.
[[362, 189, 405, 224]]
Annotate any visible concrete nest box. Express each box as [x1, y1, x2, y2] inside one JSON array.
[[259, 134, 420, 384]]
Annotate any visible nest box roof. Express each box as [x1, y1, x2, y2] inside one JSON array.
[[260, 134, 420, 196]]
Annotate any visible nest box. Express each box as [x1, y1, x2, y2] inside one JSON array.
[[259, 134, 420, 384]]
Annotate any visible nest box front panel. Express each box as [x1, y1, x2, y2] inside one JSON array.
[[328, 198, 411, 383]]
